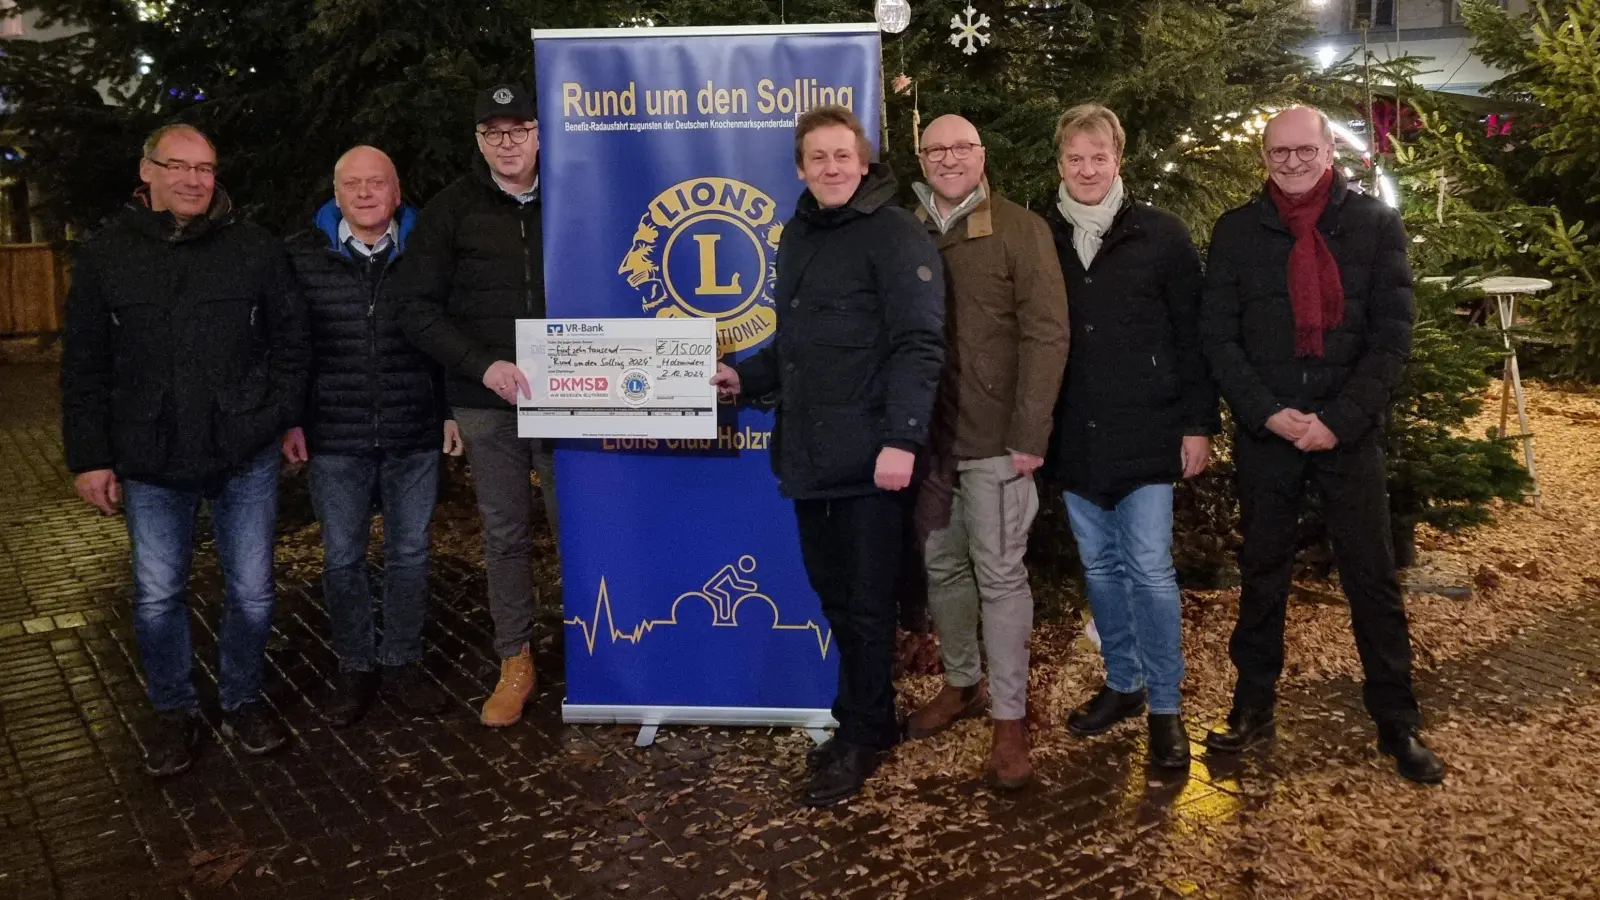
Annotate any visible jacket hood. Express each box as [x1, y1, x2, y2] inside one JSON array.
[[312, 198, 420, 255], [795, 162, 899, 226], [125, 183, 235, 243]]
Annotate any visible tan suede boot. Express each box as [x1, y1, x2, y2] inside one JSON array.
[[480, 643, 535, 727], [905, 682, 987, 740], [986, 718, 1033, 791]]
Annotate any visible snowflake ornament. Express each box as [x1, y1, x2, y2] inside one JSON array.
[[948, 4, 991, 56]]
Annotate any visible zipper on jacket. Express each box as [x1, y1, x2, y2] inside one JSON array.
[[521, 214, 534, 317], [367, 255, 383, 449]]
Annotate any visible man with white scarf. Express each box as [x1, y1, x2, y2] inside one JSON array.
[[1043, 104, 1217, 770], [904, 114, 1070, 790]]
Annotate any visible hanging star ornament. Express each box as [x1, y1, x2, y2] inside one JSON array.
[[891, 73, 913, 95], [948, 4, 991, 55]]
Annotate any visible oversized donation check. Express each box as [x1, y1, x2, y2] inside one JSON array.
[[514, 318, 718, 439]]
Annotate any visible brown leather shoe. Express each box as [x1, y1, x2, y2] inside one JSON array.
[[480, 644, 535, 727], [986, 718, 1033, 791], [905, 682, 987, 740]]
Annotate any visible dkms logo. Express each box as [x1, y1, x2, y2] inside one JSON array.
[[617, 177, 782, 354]]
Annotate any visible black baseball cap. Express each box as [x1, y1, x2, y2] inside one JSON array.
[[475, 84, 537, 124]]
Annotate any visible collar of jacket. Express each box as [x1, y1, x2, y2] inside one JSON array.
[[794, 162, 899, 227], [914, 179, 993, 240], [472, 154, 540, 206], [312, 198, 420, 257], [1046, 191, 1137, 247], [1255, 167, 1350, 235], [125, 184, 235, 243]]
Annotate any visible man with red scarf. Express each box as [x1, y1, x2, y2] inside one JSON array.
[[1199, 107, 1444, 784]]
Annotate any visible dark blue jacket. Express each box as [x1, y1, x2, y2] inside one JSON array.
[[286, 200, 446, 456]]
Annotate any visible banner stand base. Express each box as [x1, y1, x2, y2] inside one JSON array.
[[565, 703, 838, 748]]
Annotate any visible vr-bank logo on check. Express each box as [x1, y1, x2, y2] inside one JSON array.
[[546, 323, 564, 335], [617, 177, 781, 354]]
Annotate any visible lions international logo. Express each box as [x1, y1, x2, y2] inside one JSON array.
[[492, 87, 514, 105], [618, 177, 782, 354], [618, 368, 653, 407]]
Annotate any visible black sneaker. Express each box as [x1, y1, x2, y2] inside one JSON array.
[[383, 663, 447, 714], [220, 702, 289, 756], [143, 710, 201, 778], [321, 670, 379, 728]]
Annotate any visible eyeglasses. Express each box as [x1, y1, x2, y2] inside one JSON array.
[[145, 157, 217, 177], [1266, 145, 1324, 164], [920, 142, 982, 163], [476, 126, 535, 147]]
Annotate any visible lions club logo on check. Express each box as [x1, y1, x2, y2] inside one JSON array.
[[619, 368, 653, 407], [617, 177, 782, 354]]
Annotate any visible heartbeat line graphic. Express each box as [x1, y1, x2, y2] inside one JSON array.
[[564, 555, 833, 659]]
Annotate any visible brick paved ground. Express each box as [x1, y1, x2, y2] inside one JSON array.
[[2, 359, 1598, 900]]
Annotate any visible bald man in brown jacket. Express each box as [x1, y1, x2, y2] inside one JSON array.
[[905, 114, 1070, 790]]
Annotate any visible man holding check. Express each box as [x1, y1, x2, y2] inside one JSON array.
[[398, 83, 555, 728]]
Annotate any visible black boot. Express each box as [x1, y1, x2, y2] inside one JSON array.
[[802, 742, 886, 808], [143, 710, 201, 778], [321, 670, 379, 728], [1148, 714, 1191, 770], [1066, 685, 1146, 737], [806, 737, 842, 772], [1378, 723, 1445, 785], [1204, 705, 1274, 753], [384, 663, 448, 715]]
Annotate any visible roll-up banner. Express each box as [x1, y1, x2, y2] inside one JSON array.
[[532, 23, 884, 733]]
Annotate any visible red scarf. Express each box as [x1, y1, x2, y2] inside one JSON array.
[[1267, 170, 1344, 357]]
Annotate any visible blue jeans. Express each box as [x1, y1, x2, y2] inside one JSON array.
[[308, 450, 439, 672], [1065, 485, 1185, 715], [123, 446, 280, 713]]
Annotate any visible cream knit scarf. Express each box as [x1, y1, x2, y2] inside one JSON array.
[[1056, 177, 1125, 269]]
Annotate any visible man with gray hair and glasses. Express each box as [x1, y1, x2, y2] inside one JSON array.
[[1200, 106, 1443, 784], [61, 123, 308, 776]]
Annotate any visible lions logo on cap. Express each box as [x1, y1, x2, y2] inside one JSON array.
[[493, 87, 514, 105], [618, 177, 781, 354]]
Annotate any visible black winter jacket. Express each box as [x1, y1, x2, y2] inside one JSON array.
[[286, 200, 446, 457], [1201, 173, 1414, 446], [61, 190, 309, 488], [397, 157, 544, 411], [738, 164, 946, 500], [1045, 199, 1218, 506]]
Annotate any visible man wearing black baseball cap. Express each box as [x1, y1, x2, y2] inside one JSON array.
[[398, 83, 555, 728]]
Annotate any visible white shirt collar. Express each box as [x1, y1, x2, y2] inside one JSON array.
[[337, 218, 398, 257], [493, 174, 540, 205]]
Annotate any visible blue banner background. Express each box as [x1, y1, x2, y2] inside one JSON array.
[[534, 28, 882, 713]]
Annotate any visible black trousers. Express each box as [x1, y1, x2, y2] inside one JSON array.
[[795, 492, 910, 749], [1230, 430, 1421, 727]]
